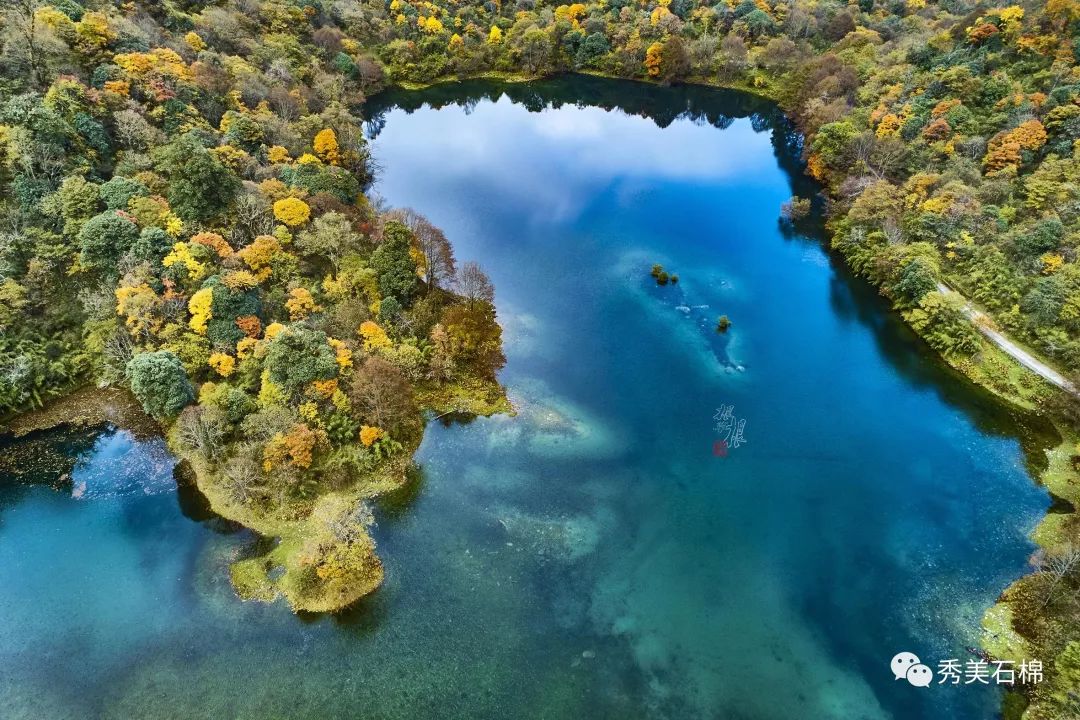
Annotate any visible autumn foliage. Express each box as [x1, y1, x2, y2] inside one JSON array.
[[273, 198, 312, 227]]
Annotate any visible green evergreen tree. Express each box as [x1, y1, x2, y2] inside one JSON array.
[[126, 350, 195, 419]]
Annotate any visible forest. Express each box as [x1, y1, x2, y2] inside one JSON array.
[[0, 0, 508, 612], [1, 0, 1080, 717], [350, 0, 1080, 397]]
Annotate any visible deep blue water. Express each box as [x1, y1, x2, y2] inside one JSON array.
[[0, 78, 1051, 719]]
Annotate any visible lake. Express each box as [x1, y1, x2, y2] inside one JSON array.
[[0, 76, 1052, 720]]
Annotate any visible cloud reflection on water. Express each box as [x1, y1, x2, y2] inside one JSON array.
[[374, 96, 776, 225]]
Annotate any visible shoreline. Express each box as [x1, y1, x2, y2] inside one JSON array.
[[0, 384, 162, 440], [2, 70, 1073, 696], [376, 72, 1080, 712], [385, 67, 780, 104], [0, 378, 510, 614]]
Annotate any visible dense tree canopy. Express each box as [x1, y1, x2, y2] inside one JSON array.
[[371, 220, 420, 307], [0, 0, 505, 612], [126, 350, 195, 419]]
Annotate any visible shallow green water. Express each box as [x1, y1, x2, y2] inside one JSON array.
[[0, 77, 1053, 719]]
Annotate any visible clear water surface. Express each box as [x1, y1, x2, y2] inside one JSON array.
[[0, 77, 1053, 720]]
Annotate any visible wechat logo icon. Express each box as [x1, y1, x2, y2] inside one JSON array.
[[892, 652, 933, 687]]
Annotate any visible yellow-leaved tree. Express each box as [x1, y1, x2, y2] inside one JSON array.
[[359, 425, 385, 447], [188, 287, 213, 335], [358, 321, 391, 351], [285, 287, 322, 320], [267, 145, 291, 164], [208, 352, 236, 377], [313, 128, 340, 165], [645, 42, 663, 77], [273, 198, 311, 227]]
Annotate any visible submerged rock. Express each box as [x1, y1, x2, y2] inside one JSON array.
[[495, 506, 602, 563]]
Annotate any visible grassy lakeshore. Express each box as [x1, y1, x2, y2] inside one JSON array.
[[983, 423, 1080, 718]]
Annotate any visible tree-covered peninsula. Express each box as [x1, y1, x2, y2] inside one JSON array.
[[0, 0, 507, 612]]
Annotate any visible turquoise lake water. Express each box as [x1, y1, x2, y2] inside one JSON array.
[[0, 77, 1054, 719]]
